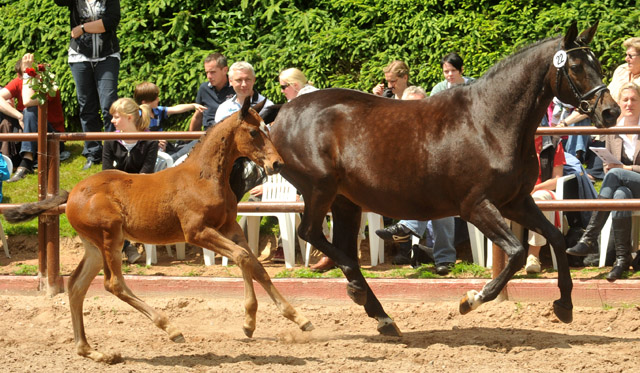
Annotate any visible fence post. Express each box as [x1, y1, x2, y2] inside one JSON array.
[[45, 137, 62, 296], [36, 103, 48, 291]]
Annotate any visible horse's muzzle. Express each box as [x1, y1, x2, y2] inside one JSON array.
[[265, 160, 284, 175]]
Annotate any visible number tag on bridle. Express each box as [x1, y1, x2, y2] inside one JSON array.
[[553, 50, 567, 68]]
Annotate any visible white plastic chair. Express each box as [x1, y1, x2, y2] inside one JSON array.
[[154, 151, 174, 172], [468, 174, 575, 269], [237, 174, 299, 268], [1, 154, 12, 258]]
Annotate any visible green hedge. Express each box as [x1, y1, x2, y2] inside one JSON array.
[[1, 0, 638, 131]]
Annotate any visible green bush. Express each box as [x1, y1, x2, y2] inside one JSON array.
[[1, 0, 638, 132]]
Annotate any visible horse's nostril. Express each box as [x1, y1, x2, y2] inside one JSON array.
[[273, 161, 283, 173], [603, 107, 621, 125]]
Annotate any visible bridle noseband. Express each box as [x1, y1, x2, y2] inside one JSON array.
[[554, 44, 608, 115]]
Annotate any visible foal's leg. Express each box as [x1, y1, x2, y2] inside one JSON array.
[[331, 196, 401, 336], [503, 197, 573, 323], [100, 229, 185, 345], [459, 199, 527, 313], [191, 223, 313, 337], [67, 237, 115, 362]]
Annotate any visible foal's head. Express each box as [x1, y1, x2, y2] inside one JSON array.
[[552, 21, 620, 127], [234, 97, 284, 175]]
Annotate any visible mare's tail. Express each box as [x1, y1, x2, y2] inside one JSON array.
[[3, 191, 69, 223]]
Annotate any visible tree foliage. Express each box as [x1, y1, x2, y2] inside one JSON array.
[[0, 0, 638, 131]]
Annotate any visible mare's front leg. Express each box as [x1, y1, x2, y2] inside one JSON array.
[[189, 222, 313, 337], [503, 197, 573, 323], [331, 196, 401, 336], [460, 199, 527, 314]]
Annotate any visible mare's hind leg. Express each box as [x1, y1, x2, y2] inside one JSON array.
[[68, 237, 120, 363], [331, 196, 401, 336], [190, 222, 313, 337], [460, 199, 527, 314], [503, 197, 573, 323], [100, 230, 184, 344]]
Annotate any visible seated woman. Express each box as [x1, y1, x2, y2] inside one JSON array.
[[103, 98, 158, 263], [566, 82, 640, 280]]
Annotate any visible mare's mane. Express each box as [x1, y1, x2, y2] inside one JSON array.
[[479, 36, 559, 82]]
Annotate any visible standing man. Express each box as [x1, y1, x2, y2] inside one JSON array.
[[170, 52, 235, 161]]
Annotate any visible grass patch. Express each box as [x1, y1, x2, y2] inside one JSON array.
[[450, 262, 491, 278], [602, 303, 614, 310], [13, 263, 38, 275]]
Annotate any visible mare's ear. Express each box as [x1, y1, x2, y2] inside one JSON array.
[[577, 20, 599, 45], [563, 22, 578, 48], [252, 99, 266, 114], [239, 96, 252, 121]]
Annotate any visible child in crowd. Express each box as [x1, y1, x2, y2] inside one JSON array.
[[133, 82, 205, 152], [104, 97, 159, 263]]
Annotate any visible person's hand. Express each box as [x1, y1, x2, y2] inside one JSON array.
[[18, 118, 24, 130], [21, 53, 34, 73], [604, 163, 623, 172], [372, 83, 385, 96], [71, 24, 84, 39], [249, 185, 263, 197], [193, 104, 206, 113], [158, 140, 167, 151]]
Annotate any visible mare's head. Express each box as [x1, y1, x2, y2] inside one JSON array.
[[551, 21, 620, 127], [234, 97, 284, 175]]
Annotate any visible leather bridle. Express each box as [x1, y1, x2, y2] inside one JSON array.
[[555, 45, 608, 115]]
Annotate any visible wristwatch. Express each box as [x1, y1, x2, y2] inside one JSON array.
[[80, 24, 85, 33]]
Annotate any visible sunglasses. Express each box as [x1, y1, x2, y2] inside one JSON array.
[[280, 83, 290, 90], [626, 53, 639, 59]]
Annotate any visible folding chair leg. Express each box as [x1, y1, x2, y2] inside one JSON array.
[[203, 248, 216, 266], [175, 242, 186, 260], [1, 224, 9, 258], [467, 222, 485, 267], [367, 213, 384, 266], [144, 244, 156, 266]]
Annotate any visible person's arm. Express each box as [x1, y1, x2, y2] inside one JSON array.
[[557, 111, 587, 127], [102, 141, 115, 170], [166, 103, 206, 116], [70, 0, 120, 38], [71, 19, 106, 39], [532, 164, 563, 192], [188, 110, 203, 131], [140, 141, 159, 174], [0, 90, 23, 122]]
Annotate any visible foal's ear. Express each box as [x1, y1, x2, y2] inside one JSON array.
[[239, 96, 252, 121], [252, 99, 266, 113], [563, 22, 578, 48], [577, 20, 599, 45]]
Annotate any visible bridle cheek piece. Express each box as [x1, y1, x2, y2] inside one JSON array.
[[555, 46, 608, 115]]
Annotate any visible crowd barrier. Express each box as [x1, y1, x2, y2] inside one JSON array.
[[2, 106, 640, 295]]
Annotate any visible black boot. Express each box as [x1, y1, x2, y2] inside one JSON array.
[[605, 217, 632, 282], [566, 206, 610, 257]]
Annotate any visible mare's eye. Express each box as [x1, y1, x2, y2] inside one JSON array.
[[249, 129, 259, 138], [570, 64, 584, 73]]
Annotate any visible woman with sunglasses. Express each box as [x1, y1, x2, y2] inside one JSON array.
[[279, 68, 318, 102]]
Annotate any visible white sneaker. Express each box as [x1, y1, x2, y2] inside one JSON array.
[[525, 254, 541, 274], [124, 245, 141, 264]]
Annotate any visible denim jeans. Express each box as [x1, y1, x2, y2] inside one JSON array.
[[69, 57, 119, 161], [20, 106, 55, 156], [400, 217, 456, 265], [599, 167, 640, 219]]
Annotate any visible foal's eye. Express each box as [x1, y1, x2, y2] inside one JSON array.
[[249, 129, 259, 138]]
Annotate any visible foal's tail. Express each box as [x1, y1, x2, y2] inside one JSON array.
[[2, 191, 69, 223]]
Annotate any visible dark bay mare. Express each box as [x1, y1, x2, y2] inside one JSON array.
[[2, 98, 313, 363], [269, 22, 619, 335]]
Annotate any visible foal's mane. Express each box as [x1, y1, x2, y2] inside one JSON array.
[[479, 36, 559, 82]]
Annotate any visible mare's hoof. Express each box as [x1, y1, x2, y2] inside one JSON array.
[[553, 300, 573, 323], [170, 333, 185, 343], [346, 282, 367, 305], [459, 290, 479, 315], [85, 351, 122, 364], [300, 321, 315, 332], [377, 320, 402, 337], [243, 327, 255, 338]]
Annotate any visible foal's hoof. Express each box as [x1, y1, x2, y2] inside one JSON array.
[[170, 333, 185, 343], [459, 290, 480, 315], [346, 282, 367, 305], [377, 319, 402, 337], [300, 321, 315, 332], [243, 327, 255, 338], [553, 300, 573, 323]]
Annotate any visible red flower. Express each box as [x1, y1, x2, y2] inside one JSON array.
[[37, 64, 45, 72], [25, 67, 37, 77]]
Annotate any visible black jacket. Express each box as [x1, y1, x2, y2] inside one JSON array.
[[102, 140, 158, 174], [54, 0, 121, 59]]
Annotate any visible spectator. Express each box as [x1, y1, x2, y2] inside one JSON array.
[[170, 52, 235, 161], [0, 54, 68, 183], [103, 97, 158, 263], [133, 81, 206, 152], [376, 53, 474, 275], [214, 61, 274, 123], [372, 60, 410, 99], [279, 68, 318, 101], [54, 0, 121, 170], [566, 82, 640, 280]]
